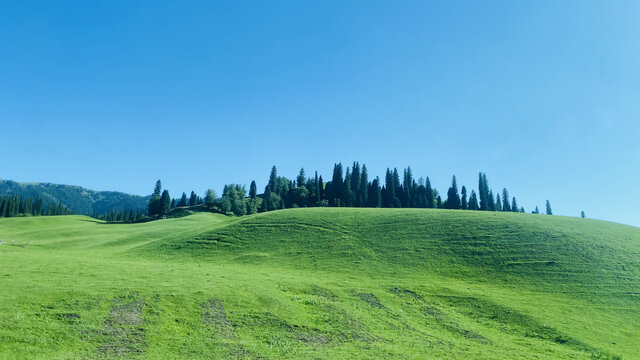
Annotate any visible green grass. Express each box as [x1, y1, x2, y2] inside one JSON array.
[[1, 208, 638, 359]]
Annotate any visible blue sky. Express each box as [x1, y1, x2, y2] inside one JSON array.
[[1, 1, 639, 226]]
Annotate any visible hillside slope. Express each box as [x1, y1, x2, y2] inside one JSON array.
[[0, 208, 638, 359], [0, 179, 148, 215]]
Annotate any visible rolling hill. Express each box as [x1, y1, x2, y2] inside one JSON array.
[[0, 179, 148, 215], [0, 208, 638, 359]]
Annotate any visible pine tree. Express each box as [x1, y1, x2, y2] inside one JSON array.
[[502, 188, 511, 211], [297, 168, 306, 188], [488, 189, 496, 211], [461, 186, 468, 210], [189, 191, 198, 206], [392, 168, 401, 208], [495, 194, 502, 211], [581, 211, 585, 218], [511, 197, 518, 212], [267, 166, 278, 193], [360, 164, 369, 207], [383, 168, 393, 208], [160, 190, 171, 216], [445, 175, 461, 209], [249, 181, 257, 199], [369, 177, 382, 207], [425, 177, 434, 208], [546, 200, 552, 215], [468, 190, 479, 210], [148, 180, 162, 216], [436, 195, 442, 208], [179, 192, 188, 207], [478, 173, 490, 211], [351, 162, 361, 206]]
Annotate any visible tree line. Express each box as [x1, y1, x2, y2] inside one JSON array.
[[0, 194, 74, 218], [142, 162, 554, 218]]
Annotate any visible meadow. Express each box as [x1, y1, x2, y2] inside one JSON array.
[[0, 208, 638, 359]]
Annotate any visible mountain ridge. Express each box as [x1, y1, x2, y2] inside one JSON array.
[[0, 179, 148, 215]]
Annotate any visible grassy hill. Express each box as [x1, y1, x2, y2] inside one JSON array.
[[0, 179, 148, 215], [0, 208, 638, 359]]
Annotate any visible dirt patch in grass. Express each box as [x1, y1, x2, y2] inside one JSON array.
[[389, 287, 425, 303], [203, 299, 235, 339], [352, 292, 386, 309], [238, 312, 333, 347], [97, 296, 146, 358], [202, 299, 256, 359], [309, 285, 338, 300]]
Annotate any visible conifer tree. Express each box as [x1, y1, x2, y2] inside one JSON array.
[[392, 168, 401, 208], [297, 168, 306, 188], [468, 190, 479, 210], [581, 211, 585, 218], [461, 186, 468, 210], [369, 177, 382, 207], [360, 164, 369, 206], [351, 162, 361, 206], [445, 175, 461, 209], [148, 180, 162, 217], [179, 192, 188, 207], [502, 188, 511, 211], [249, 181, 257, 199], [425, 177, 434, 208], [488, 189, 496, 211], [546, 200, 553, 215], [160, 190, 171, 216], [189, 191, 198, 206], [495, 194, 502, 211], [511, 197, 518, 212]]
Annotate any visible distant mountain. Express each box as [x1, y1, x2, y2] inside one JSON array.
[[0, 179, 148, 215]]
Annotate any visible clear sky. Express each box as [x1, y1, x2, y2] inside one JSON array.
[[1, 1, 639, 227]]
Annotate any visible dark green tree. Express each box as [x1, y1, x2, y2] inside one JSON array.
[[546, 200, 552, 215], [249, 181, 257, 199], [461, 186, 468, 210], [160, 190, 171, 216], [502, 188, 511, 211], [445, 175, 461, 209], [189, 191, 198, 206], [179, 192, 188, 207]]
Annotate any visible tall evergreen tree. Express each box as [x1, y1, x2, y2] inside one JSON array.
[[495, 194, 502, 211], [511, 197, 518, 212], [488, 189, 496, 211], [445, 175, 461, 209], [148, 180, 162, 216], [468, 190, 479, 210], [369, 177, 382, 207], [179, 192, 188, 207], [249, 181, 257, 199], [297, 168, 306, 188], [461, 186, 468, 210], [189, 191, 198, 206], [267, 166, 278, 193], [343, 167, 354, 207], [392, 168, 401, 208], [160, 190, 171, 216], [360, 164, 369, 206], [351, 162, 361, 206], [546, 200, 553, 215], [425, 177, 434, 208], [502, 188, 511, 211]]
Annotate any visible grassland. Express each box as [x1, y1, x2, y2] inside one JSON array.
[[0, 208, 638, 359]]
